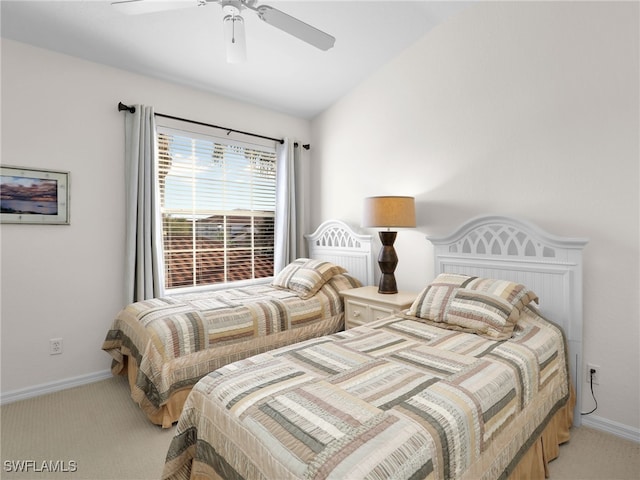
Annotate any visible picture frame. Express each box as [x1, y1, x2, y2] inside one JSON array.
[[1, 166, 70, 225]]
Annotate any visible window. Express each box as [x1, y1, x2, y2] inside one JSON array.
[[157, 125, 277, 290]]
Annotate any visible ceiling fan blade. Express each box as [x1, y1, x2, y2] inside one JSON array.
[[111, 0, 196, 15], [256, 5, 335, 51]]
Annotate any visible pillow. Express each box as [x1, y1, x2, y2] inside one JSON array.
[[407, 273, 538, 340], [326, 273, 363, 293], [272, 258, 347, 299]]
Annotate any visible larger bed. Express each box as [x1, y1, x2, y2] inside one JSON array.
[[161, 215, 588, 480], [101, 220, 374, 427]]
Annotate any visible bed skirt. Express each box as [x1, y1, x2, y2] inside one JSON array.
[[116, 313, 345, 428], [507, 383, 575, 480]]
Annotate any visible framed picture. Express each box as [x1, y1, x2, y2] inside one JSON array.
[[0, 166, 70, 225]]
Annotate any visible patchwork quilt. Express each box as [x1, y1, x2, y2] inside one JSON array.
[[102, 274, 359, 426], [162, 306, 570, 480]]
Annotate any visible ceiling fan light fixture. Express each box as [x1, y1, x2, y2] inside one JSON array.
[[223, 13, 247, 63]]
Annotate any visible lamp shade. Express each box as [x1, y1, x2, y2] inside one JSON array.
[[362, 196, 416, 228]]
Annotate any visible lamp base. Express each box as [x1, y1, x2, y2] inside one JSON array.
[[377, 231, 398, 294], [378, 273, 398, 294]]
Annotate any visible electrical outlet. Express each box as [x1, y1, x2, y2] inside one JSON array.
[[49, 338, 63, 355], [586, 363, 600, 385]]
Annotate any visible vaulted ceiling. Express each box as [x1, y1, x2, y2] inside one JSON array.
[[1, 1, 472, 119]]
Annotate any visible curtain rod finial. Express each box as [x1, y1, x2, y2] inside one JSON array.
[[118, 102, 136, 114]]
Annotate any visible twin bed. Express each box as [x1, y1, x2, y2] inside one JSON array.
[[102, 220, 374, 427], [159, 215, 587, 480], [103, 215, 588, 479]]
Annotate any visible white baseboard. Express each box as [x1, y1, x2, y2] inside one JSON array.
[[581, 414, 640, 443], [0, 370, 113, 405]]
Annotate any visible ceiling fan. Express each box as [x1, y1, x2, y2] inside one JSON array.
[[111, 0, 336, 62]]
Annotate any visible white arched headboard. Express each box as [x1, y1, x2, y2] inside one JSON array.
[[427, 215, 588, 425], [305, 220, 374, 287]]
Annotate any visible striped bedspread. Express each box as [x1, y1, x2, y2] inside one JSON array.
[[102, 274, 359, 425], [162, 306, 570, 480]]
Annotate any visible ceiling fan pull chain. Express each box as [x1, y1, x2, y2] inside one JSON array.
[[231, 15, 237, 44]]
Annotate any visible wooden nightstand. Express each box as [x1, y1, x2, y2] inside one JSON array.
[[341, 286, 417, 329]]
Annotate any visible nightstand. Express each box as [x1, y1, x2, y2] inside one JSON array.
[[341, 286, 417, 329]]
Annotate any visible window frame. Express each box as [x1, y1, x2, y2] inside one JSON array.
[[155, 120, 278, 293]]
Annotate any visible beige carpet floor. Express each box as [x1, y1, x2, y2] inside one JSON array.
[[1, 375, 638, 479]]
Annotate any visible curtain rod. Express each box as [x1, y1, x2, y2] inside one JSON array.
[[118, 102, 310, 150]]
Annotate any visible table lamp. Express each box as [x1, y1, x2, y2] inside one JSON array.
[[362, 196, 416, 294]]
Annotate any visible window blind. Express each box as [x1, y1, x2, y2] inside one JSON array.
[[157, 126, 277, 290]]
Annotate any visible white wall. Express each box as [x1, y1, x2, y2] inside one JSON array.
[[0, 38, 309, 395], [311, 2, 639, 435]]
